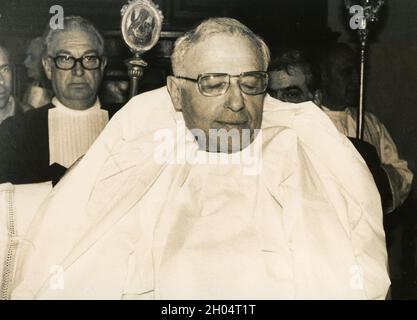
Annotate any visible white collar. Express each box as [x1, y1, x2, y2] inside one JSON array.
[[321, 105, 350, 113], [51, 97, 102, 114], [48, 97, 109, 169]]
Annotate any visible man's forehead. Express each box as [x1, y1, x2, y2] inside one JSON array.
[[269, 67, 306, 89], [183, 34, 262, 75], [51, 30, 99, 55]]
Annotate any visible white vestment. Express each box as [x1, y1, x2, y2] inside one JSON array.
[[322, 106, 413, 212], [11, 87, 390, 299], [48, 97, 109, 169]]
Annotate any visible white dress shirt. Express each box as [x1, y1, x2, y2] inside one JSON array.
[[48, 97, 109, 168]]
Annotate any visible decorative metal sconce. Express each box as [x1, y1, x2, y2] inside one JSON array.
[[121, 0, 163, 98]]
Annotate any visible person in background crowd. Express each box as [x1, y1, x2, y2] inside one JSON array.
[[23, 37, 53, 109], [0, 45, 31, 124], [268, 46, 413, 214], [0, 16, 109, 185], [268, 47, 415, 293]]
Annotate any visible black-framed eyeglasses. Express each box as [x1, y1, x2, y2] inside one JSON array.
[[48, 54, 103, 70], [174, 71, 269, 97]]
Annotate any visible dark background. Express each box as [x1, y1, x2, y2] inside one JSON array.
[[0, 0, 330, 98], [0, 0, 416, 298]]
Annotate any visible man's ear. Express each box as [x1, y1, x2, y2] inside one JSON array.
[[167, 75, 183, 112], [313, 89, 322, 107], [42, 56, 52, 80]]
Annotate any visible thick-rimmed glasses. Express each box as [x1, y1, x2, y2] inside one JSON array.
[[48, 54, 102, 70], [174, 71, 269, 97]]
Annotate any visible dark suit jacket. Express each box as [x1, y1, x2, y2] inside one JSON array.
[[0, 103, 67, 185], [0, 100, 116, 185]]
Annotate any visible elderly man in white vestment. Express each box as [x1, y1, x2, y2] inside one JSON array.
[[10, 18, 390, 299]]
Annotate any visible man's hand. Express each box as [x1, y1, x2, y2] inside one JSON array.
[[348, 137, 393, 213]]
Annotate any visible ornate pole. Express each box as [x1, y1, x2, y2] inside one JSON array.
[[344, 0, 385, 139], [357, 24, 367, 140], [125, 54, 148, 98], [121, 0, 163, 98]]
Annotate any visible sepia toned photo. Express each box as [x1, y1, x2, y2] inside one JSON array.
[[0, 0, 416, 306]]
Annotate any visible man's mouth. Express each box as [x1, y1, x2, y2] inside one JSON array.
[[216, 120, 248, 126], [214, 121, 250, 133], [69, 83, 89, 88]]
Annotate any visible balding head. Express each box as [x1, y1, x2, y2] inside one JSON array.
[[171, 17, 270, 76], [167, 17, 269, 153]]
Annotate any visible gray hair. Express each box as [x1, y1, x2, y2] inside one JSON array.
[[44, 16, 105, 56], [269, 49, 321, 92], [171, 17, 270, 75]]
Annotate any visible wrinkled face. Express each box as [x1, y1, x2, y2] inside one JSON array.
[[24, 40, 44, 80], [268, 66, 313, 103], [168, 34, 266, 153], [43, 30, 106, 110], [0, 48, 12, 109], [322, 51, 359, 110]]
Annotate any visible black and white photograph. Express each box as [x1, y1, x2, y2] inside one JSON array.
[[0, 0, 416, 304]]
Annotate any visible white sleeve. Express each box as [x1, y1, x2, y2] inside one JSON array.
[[367, 114, 414, 210]]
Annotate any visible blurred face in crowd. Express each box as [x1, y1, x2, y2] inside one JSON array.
[[0, 47, 12, 109], [168, 34, 267, 153], [321, 48, 359, 110], [43, 30, 106, 110], [269, 66, 313, 103], [24, 39, 45, 81]]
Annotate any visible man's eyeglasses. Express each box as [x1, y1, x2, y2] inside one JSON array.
[[174, 71, 269, 97], [48, 54, 102, 70]]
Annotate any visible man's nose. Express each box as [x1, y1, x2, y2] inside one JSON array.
[[225, 80, 245, 112], [0, 73, 4, 85], [72, 60, 85, 76]]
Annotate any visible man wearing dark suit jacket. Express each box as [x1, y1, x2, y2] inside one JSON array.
[[0, 16, 108, 185]]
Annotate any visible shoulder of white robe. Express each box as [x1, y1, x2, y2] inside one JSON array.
[[10, 87, 179, 298]]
